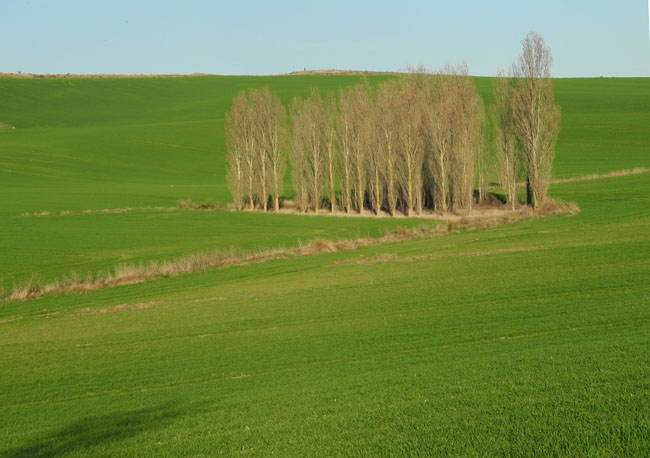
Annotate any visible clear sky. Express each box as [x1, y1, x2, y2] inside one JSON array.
[[2, 0, 649, 77]]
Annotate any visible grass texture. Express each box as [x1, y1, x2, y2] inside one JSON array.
[[0, 75, 649, 456]]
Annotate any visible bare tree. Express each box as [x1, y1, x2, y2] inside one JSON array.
[[476, 97, 491, 205], [395, 77, 424, 216], [225, 92, 247, 210], [492, 70, 520, 209], [227, 61, 550, 217], [337, 86, 356, 214], [375, 80, 399, 215], [423, 73, 453, 213], [365, 89, 385, 214], [323, 92, 339, 212], [234, 91, 258, 211], [249, 88, 271, 211], [511, 32, 561, 208], [448, 66, 480, 214], [350, 82, 372, 213], [290, 98, 310, 212], [291, 89, 326, 213], [254, 88, 287, 211]]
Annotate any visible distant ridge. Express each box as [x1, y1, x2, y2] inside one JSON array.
[[0, 72, 210, 79], [0, 70, 399, 78], [286, 69, 401, 76]]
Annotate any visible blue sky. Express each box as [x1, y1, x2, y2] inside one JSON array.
[[2, 0, 649, 77]]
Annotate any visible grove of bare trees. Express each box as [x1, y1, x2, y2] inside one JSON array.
[[225, 32, 561, 215], [494, 32, 561, 209], [226, 87, 287, 211]]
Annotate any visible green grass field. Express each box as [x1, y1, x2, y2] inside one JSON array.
[[1, 75, 649, 456]]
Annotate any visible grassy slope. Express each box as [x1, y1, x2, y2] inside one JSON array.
[[0, 174, 648, 456], [2, 211, 431, 286], [0, 75, 412, 287], [2, 76, 649, 213], [1, 76, 649, 456], [2, 76, 649, 287]]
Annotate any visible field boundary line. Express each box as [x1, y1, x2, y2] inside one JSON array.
[[1, 202, 579, 304], [550, 168, 649, 185]]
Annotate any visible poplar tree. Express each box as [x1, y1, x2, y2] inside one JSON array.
[[395, 77, 424, 216], [376, 80, 400, 215], [225, 93, 247, 210], [510, 32, 561, 208], [492, 70, 520, 210]]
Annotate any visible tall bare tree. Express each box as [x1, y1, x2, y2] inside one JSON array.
[[365, 89, 385, 214], [476, 97, 491, 205], [350, 82, 372, 213], [291, 90, 326, 213], [253, 88, 287, 211], [450, 67, 481, 213], [492, 70, 520, 209], [225, 92, 247, 210], [323, 92, 339, 212], [290, 98, 309, 212], [376, 80, 400, 215], [249, 89, 271, 211], [238, 92, 258, 210], [423, 73, 453, 213], [337, 86, 356, 214], [511, 32, 561, 208], [395, 77, 424, 216]]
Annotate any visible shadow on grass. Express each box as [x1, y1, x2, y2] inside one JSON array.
[[5, 403, 180, 458]]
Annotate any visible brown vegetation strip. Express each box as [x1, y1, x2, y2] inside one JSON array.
[[19, 200, 223, 217], [333, 246, 549, 267], [550, 168, 650, 185], [1, 202, 578, 304], [516, 168, 650, 189], [69, 301, 166, 317]]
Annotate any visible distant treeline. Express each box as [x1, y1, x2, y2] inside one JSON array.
[[225, 32, 560, 215]]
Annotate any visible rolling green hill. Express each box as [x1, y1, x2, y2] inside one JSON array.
[[1, 75, 649, 288], [1, 75, 649, 456]]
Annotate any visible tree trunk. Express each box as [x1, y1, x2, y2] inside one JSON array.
[[373, 170, 380, 214], [329, 164, 336, 213], [272, 170, 280, 211], [261, 167, 267, 211], [344, 168, 351, 214], [388, 162, 395, 216], [357, 172, 363, 214], [439, 152, 448, 213], [407, 170, 413, 216], [313, 179, 319, 214], [248, 174, 255, 210]]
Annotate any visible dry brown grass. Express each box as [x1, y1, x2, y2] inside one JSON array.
[[177, 199, 224, 211], [535, 199, 581, 216], [549, 168, 650, 184], [515, 168, 650, 191], [19, 201, 224, 218], [69, 301, 166, 317], [334, 245, 551, 267], [1, 202, 579, 303]]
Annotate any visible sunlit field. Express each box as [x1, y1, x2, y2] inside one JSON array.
[[1, 75, 649, 456]]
